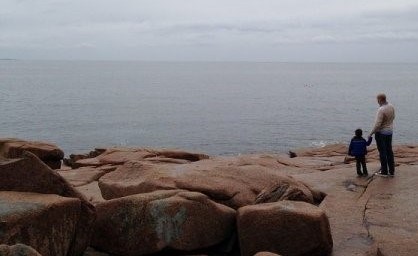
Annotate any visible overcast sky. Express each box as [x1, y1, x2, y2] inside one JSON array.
[[1, 0, 418, 62]]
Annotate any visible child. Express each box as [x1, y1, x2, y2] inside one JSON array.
[[348, 129, 373, 176]]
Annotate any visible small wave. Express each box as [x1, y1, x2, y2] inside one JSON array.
[[310, 141, 329, 148], [310, 140, 343, 148]]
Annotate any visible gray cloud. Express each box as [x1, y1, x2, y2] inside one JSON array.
[[1, 0, 418, 61]]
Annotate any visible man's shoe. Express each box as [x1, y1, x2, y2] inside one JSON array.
[[388, 173, 395, 177], [375, 171, 389, 177]]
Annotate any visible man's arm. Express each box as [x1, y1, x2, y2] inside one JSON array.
[[391, 105, 395, 123], [366, 136, 373, 146], [369, 108, 384, 136]]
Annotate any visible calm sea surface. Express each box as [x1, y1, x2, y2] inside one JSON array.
[[1, 60, 417, 156]]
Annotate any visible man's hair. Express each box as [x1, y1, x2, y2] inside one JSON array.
[[377, 93, 387, 102], [355, 128, 363, 137]]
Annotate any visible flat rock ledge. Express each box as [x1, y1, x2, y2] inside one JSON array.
[[2, 138, 418, 255]]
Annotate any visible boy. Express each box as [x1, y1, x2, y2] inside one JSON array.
[[348, 129, 373, 176]]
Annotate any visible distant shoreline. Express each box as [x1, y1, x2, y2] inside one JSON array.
[[1, 59, 418, 64]]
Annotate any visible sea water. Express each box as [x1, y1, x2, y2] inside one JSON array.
[[1, 60, 417, 155]]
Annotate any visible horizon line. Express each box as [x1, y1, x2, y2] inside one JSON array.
[[1, 59, 418, 64]]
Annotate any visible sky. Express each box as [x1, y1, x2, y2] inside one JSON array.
[[1, 0, 418, 62]]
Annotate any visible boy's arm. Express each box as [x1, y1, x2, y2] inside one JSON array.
[[366, 136, 373, 146], [348, 140, 353, 155]]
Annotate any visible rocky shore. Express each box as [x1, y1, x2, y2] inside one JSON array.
[[1, 138, 418, 256]]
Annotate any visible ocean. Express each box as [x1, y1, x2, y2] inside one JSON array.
[[1, 60, 417, 156]]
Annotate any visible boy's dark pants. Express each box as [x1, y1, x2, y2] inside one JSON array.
[[375, 132, 395, 175], [355, 156, 367, 175]]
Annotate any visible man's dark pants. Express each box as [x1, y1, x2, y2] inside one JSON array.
[[375, 132, 395, 175]]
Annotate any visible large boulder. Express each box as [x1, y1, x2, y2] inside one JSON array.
[[92, 190, 236, 256], [0, 152, 96, 256], [98, 160, 320, 209], [0, 244, 42, 256], [237, 201, 333, 256], [71, 147, 209, 168], [255, 181, 326, 205], [0, 192, 81, 256], [0, 138, 64, 169]]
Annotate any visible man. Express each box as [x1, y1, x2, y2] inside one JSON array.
[[369, 93, 395, 177]]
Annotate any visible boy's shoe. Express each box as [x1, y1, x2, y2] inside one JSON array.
[[375, 171, 389, 177], [388, 173, 395, 177], [362, 173, 369, 177]]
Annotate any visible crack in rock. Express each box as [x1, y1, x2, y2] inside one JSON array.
[[358, 175, 376, 240], [358, 175, 375, 199], [362, 196, 372, 239]]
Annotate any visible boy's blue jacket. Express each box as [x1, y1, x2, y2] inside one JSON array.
[[348, 136, 373, 157]]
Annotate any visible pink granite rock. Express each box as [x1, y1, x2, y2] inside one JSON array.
[[92, 190, 236, 256], [98, 159, 320, 209], [0, 192, 81, 256], [0, 138, 64, 169], [237, 201, 333, 256], [0, 152, 96, 256], [57, 166, 110, 187], [71, 147, 209, 168]]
